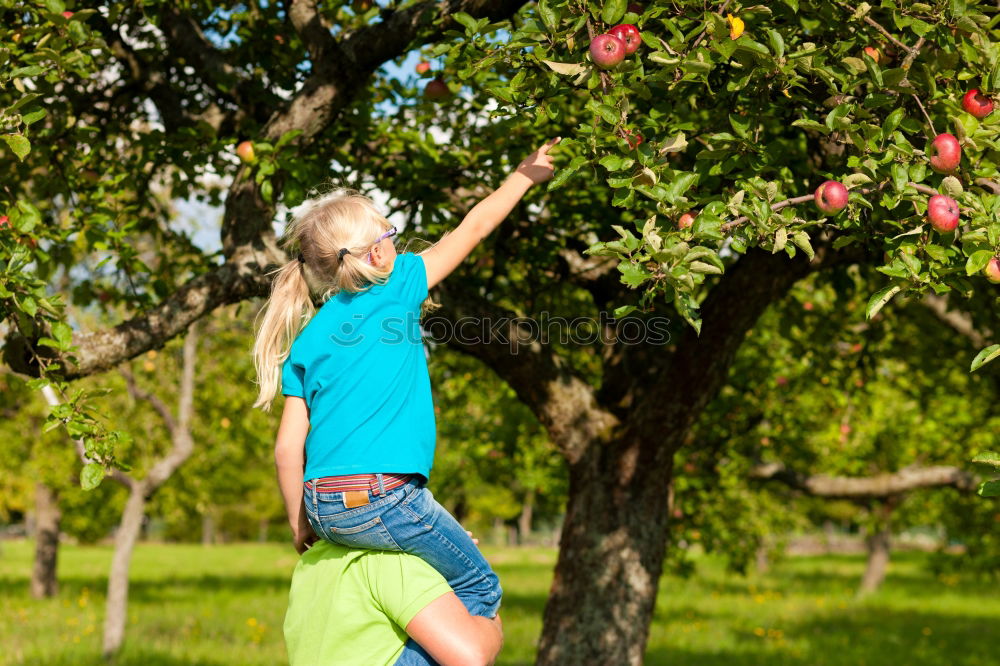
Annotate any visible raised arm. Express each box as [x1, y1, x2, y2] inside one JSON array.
[[405, 592, 503, 666], [421, 137, 560, 290], [274, 396, 316, 554]]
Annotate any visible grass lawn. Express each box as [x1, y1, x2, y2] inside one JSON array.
[[0, 539, 997, 665]]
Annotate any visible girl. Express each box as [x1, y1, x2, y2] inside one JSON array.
[[254, 137, 559, 664]]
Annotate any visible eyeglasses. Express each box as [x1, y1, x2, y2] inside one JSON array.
[[366, 225, 397, 265]]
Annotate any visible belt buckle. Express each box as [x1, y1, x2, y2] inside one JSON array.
[[343, 490, 370, 509]]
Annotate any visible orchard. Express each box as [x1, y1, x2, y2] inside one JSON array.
[[1, 1, 999, 664]]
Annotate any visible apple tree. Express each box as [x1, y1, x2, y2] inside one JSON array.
[[3, 0, 1000, 663]]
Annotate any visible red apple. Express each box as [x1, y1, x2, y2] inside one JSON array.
[[235, 141, 256, 164], [862, 46, 881, 63], [0, 215, 8, 229], [803, 301, 814, 311], [984, 256, 1000, 283], [928, 133, 961, 173], [962, 89, 993, 119], [589, 33, 626, 70], [415, 61, 431, 74], [814, 180, 848, 214], [677, 212, 696, 229], [624, 129, 643, 149], [62, 11, 74, 19], [424, 77, 450, 100], [927, 194, 960, 232], [609, 24, 641, 55]]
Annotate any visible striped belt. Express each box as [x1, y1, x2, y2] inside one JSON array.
[[305, 473, 413, 494]]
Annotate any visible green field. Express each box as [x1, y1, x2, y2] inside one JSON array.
[[0, 540, 997, 665]]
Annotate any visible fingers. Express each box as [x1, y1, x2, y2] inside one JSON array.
[[537, 136, 561, 155]]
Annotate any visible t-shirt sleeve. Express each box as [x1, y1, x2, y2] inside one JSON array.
[[281, 356, 305, 398], [392, 252, 429, 309], [371, 551, 452, 630]]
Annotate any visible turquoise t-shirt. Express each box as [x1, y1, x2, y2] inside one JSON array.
[[281, 252, 436, 482]]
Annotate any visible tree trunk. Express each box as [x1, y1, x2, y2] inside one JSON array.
[[859, 525, 891, 595], [201, 511, 215, 546], [755, 544, 770, 575], [258, 517, 269, 543], [103, 483, 148, 658], [30, 482, 60, 598], [536, 440, 674, 665], [517, 489, 534, 544]]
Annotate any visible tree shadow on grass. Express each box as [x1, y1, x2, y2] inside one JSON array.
[[645, 607, 998, 666], [10, 650, 233, 666], [0, 573, 291, 604]]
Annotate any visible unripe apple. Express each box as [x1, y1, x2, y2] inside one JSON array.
[[589, 33, 626, 70], [928, 133, 961, 173], [862, 46, 881, 63], [814, 180, 848, 214], [678, 212, 696, 229], [424, 77, 450, 100], [927, 194, 959, 232], [415, 61, 431, 74], [984, 256, 1000, 283], [235, 140, 256, 164], [962, 89, 993, 119], [609, 24, 641, 55]]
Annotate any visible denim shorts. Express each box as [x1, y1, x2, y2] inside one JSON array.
[[303, 476, 502, 619]]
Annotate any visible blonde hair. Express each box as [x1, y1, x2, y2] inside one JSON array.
[[252, 189, 395, 411]]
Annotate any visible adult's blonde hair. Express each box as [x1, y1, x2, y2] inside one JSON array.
[[252, 189, 395, 411]]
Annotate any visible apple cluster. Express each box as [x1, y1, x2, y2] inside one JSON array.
[[589, 24, 641, 70]]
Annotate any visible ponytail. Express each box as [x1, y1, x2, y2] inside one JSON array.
[[252, 258, 314, 411]]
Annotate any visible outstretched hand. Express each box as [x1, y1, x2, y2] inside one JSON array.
[[513, 137, 561, 185]]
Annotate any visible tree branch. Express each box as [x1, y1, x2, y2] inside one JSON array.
[[750, 461, 976, 498], [431, 280, 619, 464], [922, 294, 991, 349], [121, 366, 176, 434]]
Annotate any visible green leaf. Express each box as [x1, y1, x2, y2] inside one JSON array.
[[2, 134, 31, 161], [601, 0, 626, 25], [80, 463, 104, 491], [767, 29, 785, 59], [22, 108, 47, 125], [618, 261, 651, 288], [541, 60, 588, 76], [453, 12, 478, 33], [966, 250, 993, 276], [613, 304, 637, 318], [970, 344, 1000, 372], [20, 296, 37, 317], [664, 172, 698, 204], [792, 231, 815, 260], [595, 104, 619, 126], [882, 107, 904, 139], [51, 321, 73, 350], [548, 155, 587, 191], [689, 261, 722, 274], [978, 480, 1000, 498], [537, 0, 558, 31], [866, 284, 902, 319], [792, 119, 831, 134]]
